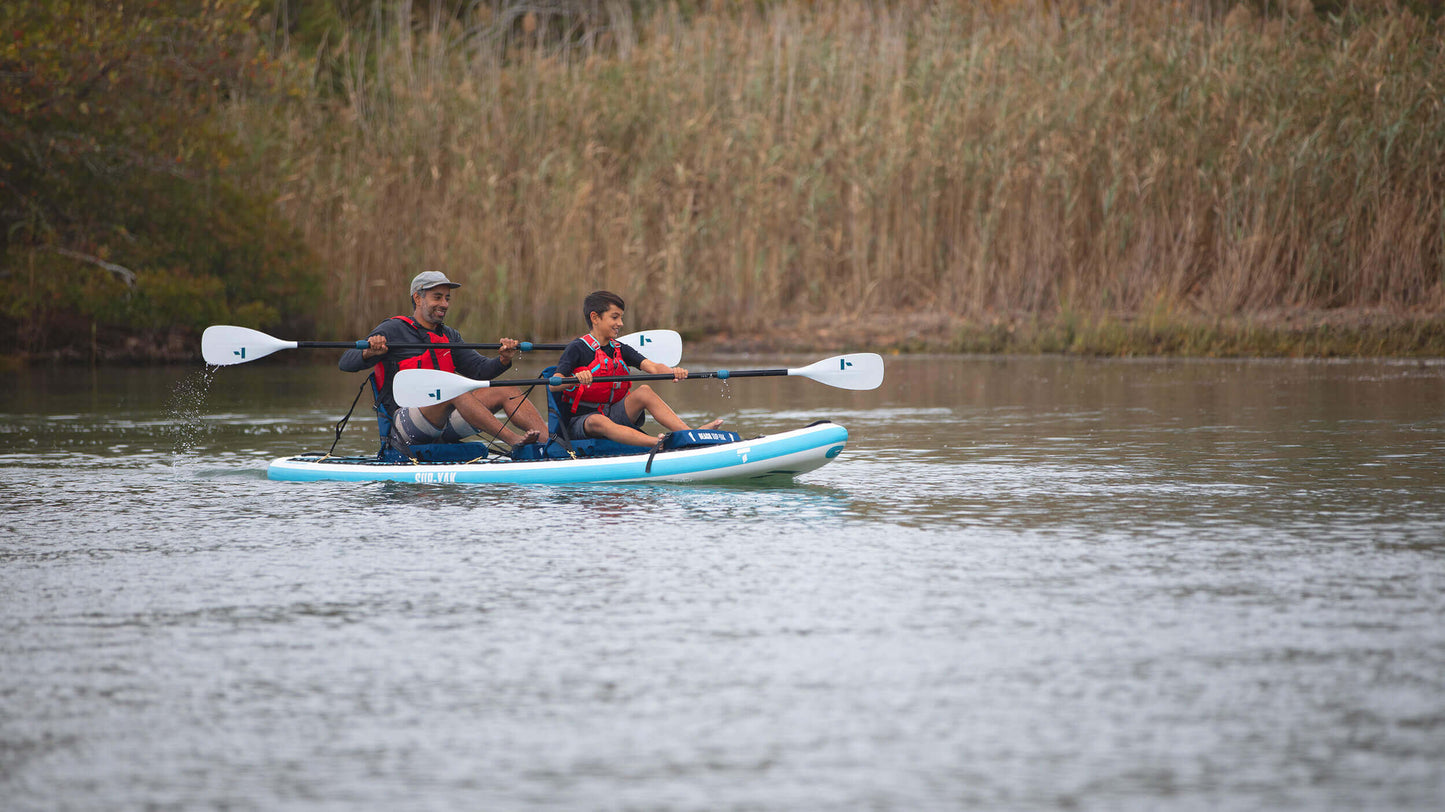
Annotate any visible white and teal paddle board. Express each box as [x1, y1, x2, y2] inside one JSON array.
[[266, 422, 848, 485]]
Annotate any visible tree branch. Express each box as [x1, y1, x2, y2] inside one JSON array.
[[52, 247, 136, 286]]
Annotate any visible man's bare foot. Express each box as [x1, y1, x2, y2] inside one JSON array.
[[698, 418, 724, 430], [508, 428, 541, 445]]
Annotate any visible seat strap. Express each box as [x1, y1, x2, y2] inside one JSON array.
[[323, 375, 372, 460]]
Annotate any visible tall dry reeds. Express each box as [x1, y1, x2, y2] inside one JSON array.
[[231, 1, 1445, 341]]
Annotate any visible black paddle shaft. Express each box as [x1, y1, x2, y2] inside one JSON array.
[[485, 369, 790, 388], [298, 340, 568, 352]]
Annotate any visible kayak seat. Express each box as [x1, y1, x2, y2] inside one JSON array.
[[661, 428, 742, 449], [509, 365, 641, 460], [377, 441, 488, 464], [368, 373, 488, 464]]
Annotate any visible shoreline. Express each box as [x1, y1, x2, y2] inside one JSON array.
[[690, 310, 1445, 359]]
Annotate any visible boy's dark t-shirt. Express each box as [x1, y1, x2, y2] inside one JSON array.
[[553, 337, 647, 422]]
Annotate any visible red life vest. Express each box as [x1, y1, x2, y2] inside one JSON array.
[[569, 333, 631, 413], [372, 316, 456, 394]]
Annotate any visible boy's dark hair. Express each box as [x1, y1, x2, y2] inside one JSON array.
[[583, 290, 625, 328]]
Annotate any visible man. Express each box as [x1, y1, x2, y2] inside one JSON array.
[[339, 271, 547, 449]]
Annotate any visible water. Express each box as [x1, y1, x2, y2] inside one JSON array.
[[3, 355, 1443, 810]]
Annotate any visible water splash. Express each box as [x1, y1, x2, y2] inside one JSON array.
[[166, 366, 217, 466]]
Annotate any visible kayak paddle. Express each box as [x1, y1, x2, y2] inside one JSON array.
[[201, 325, 683, 367], [392, 353, 886, 408]]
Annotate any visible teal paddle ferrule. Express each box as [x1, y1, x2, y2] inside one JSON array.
[[548, 375, 565, 387], [519, 341, 533, 351], [354, 340, 368, 349], [716, 369, 729, 379]]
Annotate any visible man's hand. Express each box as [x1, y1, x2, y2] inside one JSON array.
[[361, 334, 388, 360], [498, 337, 521, 365]]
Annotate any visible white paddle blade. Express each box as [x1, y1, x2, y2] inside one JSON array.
[[392, 368, 491, 408], [201, 325, 297, 366], [789, 353, 885, 390], [619, 329, 682, 367]]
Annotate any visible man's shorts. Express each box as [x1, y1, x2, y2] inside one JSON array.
[[394, 406, 479, 444], [566, 400, 644, 440]]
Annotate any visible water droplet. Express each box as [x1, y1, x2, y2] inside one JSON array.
[[166, 367, 216, 466]]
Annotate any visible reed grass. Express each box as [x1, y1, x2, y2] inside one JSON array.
[[230, 1, 1445, 349]]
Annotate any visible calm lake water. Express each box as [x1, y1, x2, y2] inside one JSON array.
[[3, 354, 1443, 810]]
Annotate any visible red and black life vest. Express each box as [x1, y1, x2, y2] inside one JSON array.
[[372, 316, 455, 395], [569, 333, 631, 413]]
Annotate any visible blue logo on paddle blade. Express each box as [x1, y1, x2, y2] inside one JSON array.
[[235, 348, 246, 359], [640, 335, 652, 345], [429, 389, 442, 402], [839, 358, 851, 370]]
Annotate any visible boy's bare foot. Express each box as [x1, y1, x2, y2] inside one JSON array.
[[511, 429, 541, 445], [698, 418, 724, 430]]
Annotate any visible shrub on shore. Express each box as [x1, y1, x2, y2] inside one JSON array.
[[0, 1, 320, 360]]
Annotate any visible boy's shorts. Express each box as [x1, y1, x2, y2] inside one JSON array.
[[394, 406, 480, 444], [567, 400, 643, 440]]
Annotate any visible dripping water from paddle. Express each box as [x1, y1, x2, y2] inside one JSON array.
[[165, 366, 216, 467]]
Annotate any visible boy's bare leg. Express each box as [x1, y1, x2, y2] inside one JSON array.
[[620, 385, 687, 431], [582, 414, 665, 448], [613, 385, 725, 439], [592, 384, 722, 445]]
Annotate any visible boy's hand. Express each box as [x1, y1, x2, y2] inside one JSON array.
[[574, 369, 593, 387], [670, 366, 688, 381]]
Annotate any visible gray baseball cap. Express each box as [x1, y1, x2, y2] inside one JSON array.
[[409, 271, 461, 296]]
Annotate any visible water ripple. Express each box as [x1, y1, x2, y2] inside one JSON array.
[[2, 357, 1444, 810]]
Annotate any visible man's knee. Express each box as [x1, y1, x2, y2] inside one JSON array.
[[470, 389, 512, 412], [460, 389, 491, 407]]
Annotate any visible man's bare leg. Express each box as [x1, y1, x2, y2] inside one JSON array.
[[418, 390, 547, 445], [470, 389, 548, 443]]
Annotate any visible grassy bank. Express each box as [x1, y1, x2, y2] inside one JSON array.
[[7, 2, 1442, 360], [228, 0, 1442, 355], [707, 308, 1445, 358]]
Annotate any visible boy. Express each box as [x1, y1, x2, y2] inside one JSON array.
[[551, 290, 721, 447]]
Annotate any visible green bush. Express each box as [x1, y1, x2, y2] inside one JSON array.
[[0, 0, 320, 358]]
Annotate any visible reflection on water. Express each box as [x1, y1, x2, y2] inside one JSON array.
[[2, 356, 1444, 810]]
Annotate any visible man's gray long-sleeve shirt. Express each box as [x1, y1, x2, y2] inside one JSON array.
[[340, 317, 510, 415]]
